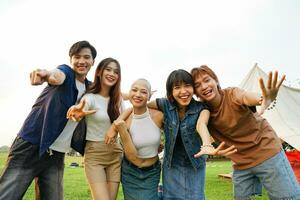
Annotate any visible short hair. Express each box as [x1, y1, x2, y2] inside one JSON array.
[[166, 69, 194, 104], [131, 78, 152, 93], [69, 40, 97, 59], [191, 65, 221, 90]]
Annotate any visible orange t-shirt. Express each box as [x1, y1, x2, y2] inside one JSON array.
[[208, 87, 282, 170]]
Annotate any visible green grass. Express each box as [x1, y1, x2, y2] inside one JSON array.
[[0, 153, 268, 200]]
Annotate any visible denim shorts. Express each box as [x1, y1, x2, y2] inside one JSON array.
[[121, 157, 161, 200], [233, 150, 300, 200]]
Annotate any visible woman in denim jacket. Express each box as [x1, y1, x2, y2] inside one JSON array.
[[148, 69, 236, 200]]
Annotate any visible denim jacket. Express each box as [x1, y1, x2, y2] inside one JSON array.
[[157, 98, 208, 169]]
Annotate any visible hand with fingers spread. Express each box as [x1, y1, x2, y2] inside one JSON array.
[[67, 99, 96, 122], [30, 69, 49, 85], [257, 71, 285, 115], [194, 142, 237, 158]]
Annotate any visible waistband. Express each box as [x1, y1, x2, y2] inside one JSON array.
[[123, 156, 160, 171]]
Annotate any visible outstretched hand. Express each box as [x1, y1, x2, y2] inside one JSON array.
[[66, 99, 96, 122], [30, 69, 49, 85], [194, 142, 237, 158], [257, 71, 285, 115]]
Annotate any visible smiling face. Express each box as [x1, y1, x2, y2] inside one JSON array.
[[191, 65, 222, 107], [70, 48, 94, 82], [172, 83, 194, 108], [194, 73, 218, 100], [129, 79, 151, 109], [166, 69, 195, 109], [194, 72, 221, 106], [99, 61, 120, 88]]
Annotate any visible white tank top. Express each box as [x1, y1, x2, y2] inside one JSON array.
[[130, 109, 161, 158]]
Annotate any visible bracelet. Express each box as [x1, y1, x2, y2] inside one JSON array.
[[267, 98, 277, 110], [201, 144, 214, 149]]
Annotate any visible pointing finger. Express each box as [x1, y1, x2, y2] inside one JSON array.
[[70, 116, 77, 122], [85, 110, 97, 116], [194, 151, 204, 158], [276, 74, 286, 89], [78, 99, 86, 110], [259, 78, 267, 97], [267, 72, 272, 89], [272, 71, 278, 88], [222, 149, 237, 157], [215, 141, 225, 152], [217, 145, 236, 155]]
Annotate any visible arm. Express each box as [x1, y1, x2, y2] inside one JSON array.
[[147, 100, 158, 110], [104, 107, 133, 144], [30, 68, 66, 85], [196, 109, 212, 145], [240, 71, 285, 114], [114, 119, 157, 167], [241, 92, 261, 107], [121, 92, 129, 101], [194, 109, 237, 157]]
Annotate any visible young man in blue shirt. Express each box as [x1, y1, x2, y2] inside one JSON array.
[[0, 40, 97, 200]]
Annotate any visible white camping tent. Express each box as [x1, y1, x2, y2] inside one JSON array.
[[239, 64, 300, 150]]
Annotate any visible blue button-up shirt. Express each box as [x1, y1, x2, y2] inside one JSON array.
[[18, 64, 89, 156], [157, 98, 208, 169]]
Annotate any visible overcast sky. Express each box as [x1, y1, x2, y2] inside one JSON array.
[[1, 0, 300, 146]]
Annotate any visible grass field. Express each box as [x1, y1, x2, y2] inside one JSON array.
[[0, 153, 268, 200]]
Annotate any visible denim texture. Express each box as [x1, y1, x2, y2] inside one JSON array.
[[162, 149, 206, 200], [156, 98, 208, 169], [0, 137, 65, 200], [121, 158, 161, 200], [233, 150, 300, 200]]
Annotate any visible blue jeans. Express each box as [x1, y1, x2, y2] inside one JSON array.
[[162, 153, 206, 200], [121, 157, 161, 200], [233, 150, 300, 200], [0, 136, 65, 200]]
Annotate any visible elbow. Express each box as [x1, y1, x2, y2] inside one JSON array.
[[48, 71, 65, 85]]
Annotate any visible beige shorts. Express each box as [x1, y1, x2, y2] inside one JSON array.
[[84, 141, 123, 183]]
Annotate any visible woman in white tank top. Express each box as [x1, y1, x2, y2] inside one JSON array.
[[110, 79, 164, 200]]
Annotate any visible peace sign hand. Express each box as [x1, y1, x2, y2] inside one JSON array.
[[67, 99, 96, 122]]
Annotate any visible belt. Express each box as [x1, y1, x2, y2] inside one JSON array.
[[123, 156, 160, 171]]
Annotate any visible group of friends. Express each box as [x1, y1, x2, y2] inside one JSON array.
[[0, 40, 300, 200]]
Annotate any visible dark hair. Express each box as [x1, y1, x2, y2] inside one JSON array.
[[166, 69, 194, 104], [87, 58, 122, 123], [69, 41, 97, 59], [191, 65, 221, 90]]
